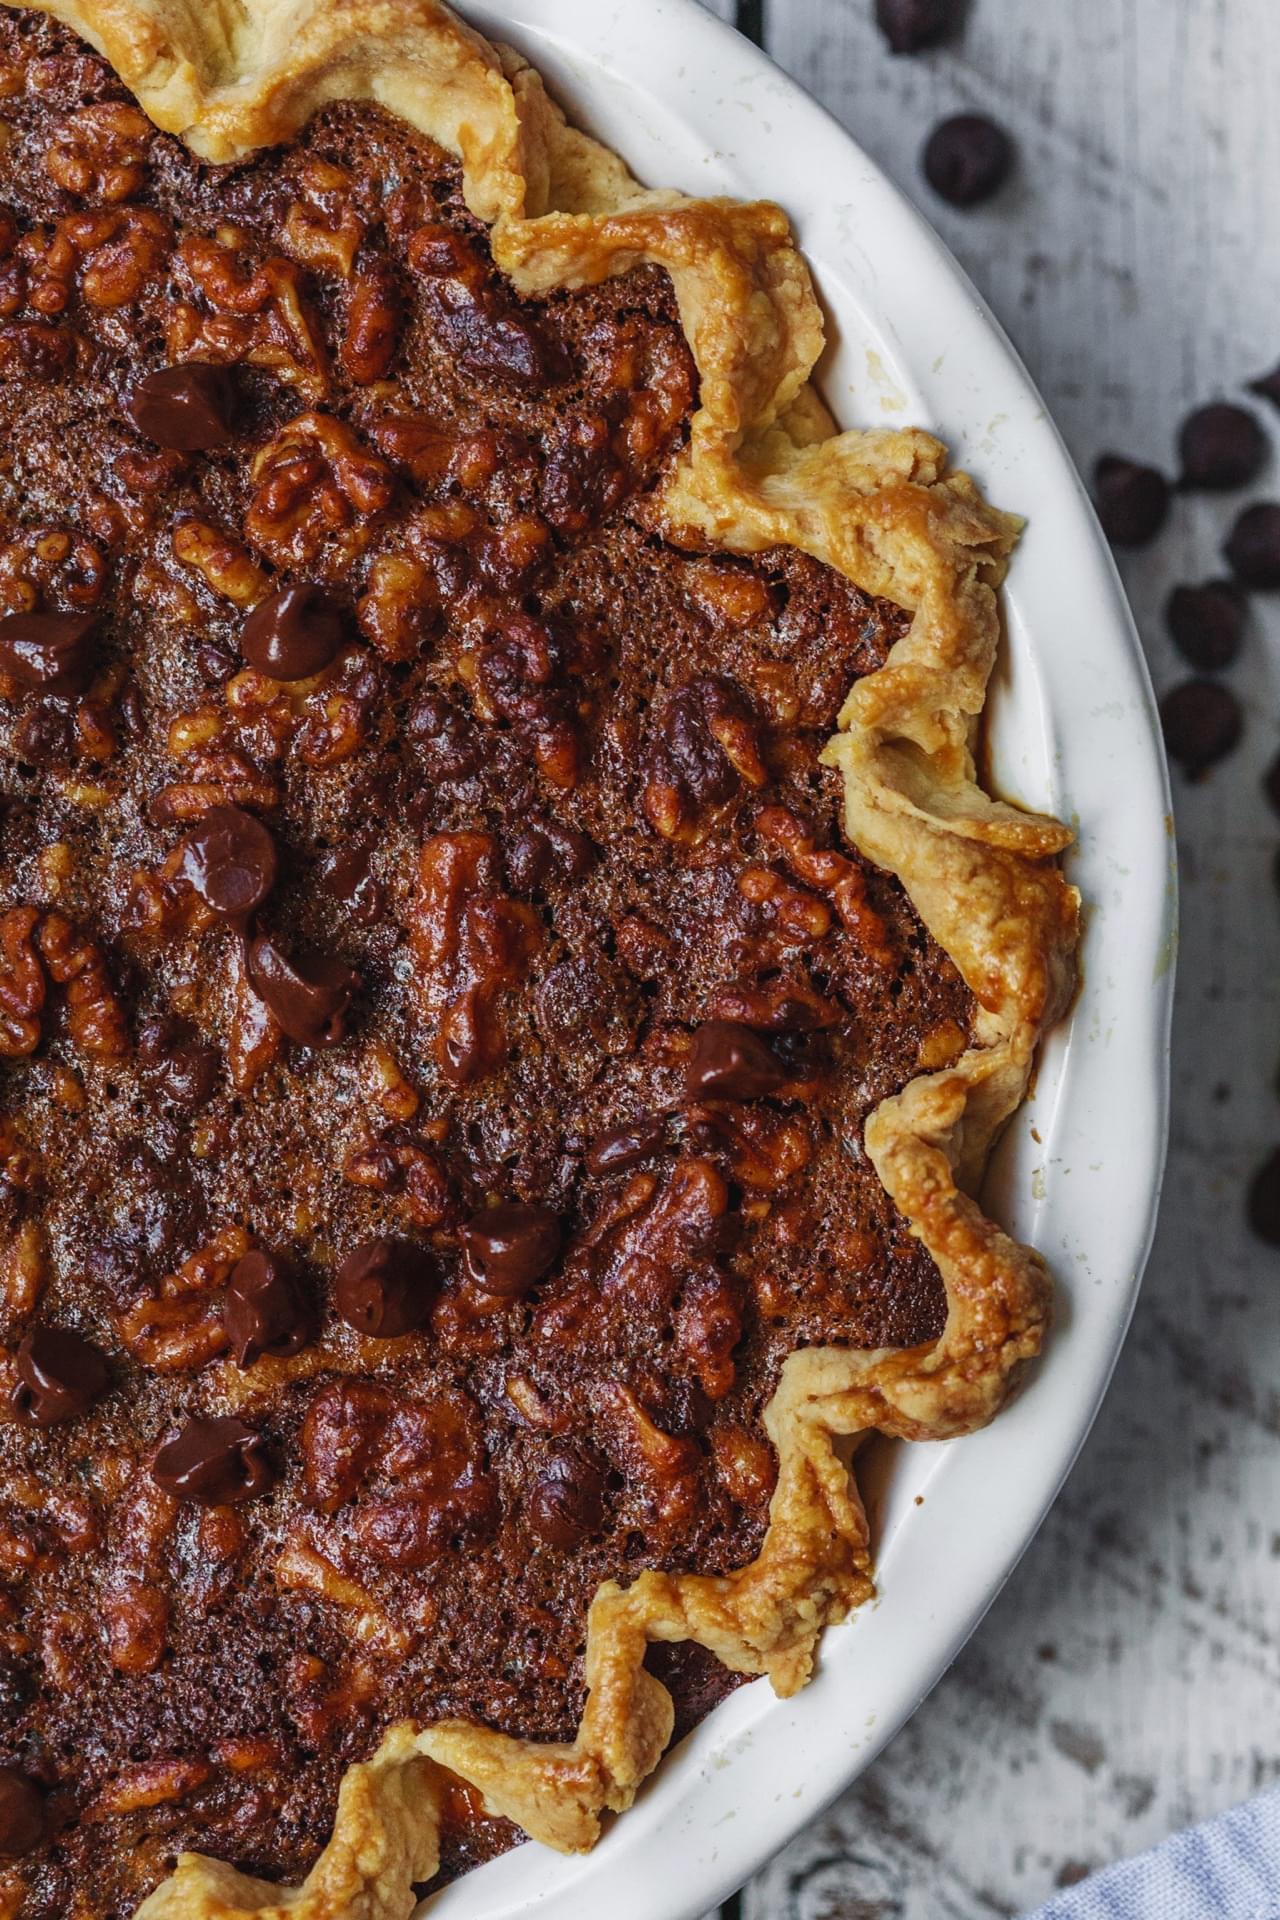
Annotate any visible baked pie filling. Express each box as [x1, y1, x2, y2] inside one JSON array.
[[0, 4, 1078, 1915]]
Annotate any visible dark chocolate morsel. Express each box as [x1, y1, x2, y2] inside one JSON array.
[[181, 806, 278, 918], [1158, 679, 1243, 780], [152, 1415, 274, 1506], [1224, 502, 1280, 589], [224, 1249, 308, 1367], [240, 585, 347, 681], [0, 1767, 45, 1858], [246, 934, 359, 1048], [0, 611, 97, 694], [12, 1325, 109, 1425], [685, 1020, 790, 1101], [1094, 456, 1171, 547], [334, 1237, 436, 1338], [585, 1117, 666, 1177], [125, 362, 237, 452], [526, 1450, 606, 1550], [1177, 402, 1267, 490], [1248, 363, 1280, 413], [460, 1203, 562, 1297], [875, 0, 959, 53], [1164, 580, 1247, 673], [1246, 1146, 1280, 1246], [922, 114, 1013, 208]]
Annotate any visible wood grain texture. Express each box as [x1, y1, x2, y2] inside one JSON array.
[[688, 0, 1280, 1914]]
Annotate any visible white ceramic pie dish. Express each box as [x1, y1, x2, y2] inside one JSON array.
[[418, 3, 1175, 1914]]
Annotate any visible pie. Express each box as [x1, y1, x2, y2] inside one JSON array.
[[0, 2, 1079, 1915]]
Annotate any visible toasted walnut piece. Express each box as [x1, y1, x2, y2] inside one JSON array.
[[0, 1119, 40, 1195], [738, 864, 833, 944], [411, 831, 541, 1086], [0, 909, 45, 1057], [342, 1139, 451, 1230], [20, 206, 170, 309], [122, 845, 215, 947], [35, 911, 127, 1060], [227, 938, 283, 1093], [706, 973, 840, 1033], [674, 1268, 743, 1399], [115, 1225, 249, 1373], [356, 550, 438, 661], [470, 610, 586, 789], [172, 518, 269, 612], [688, 1102, 812, 1193], [756, 804, 897, 967], [245, 411, 393, 572], [360, 1042, 419, 1122], [0, 1221, 45, 1328], [596, 1382, 701, 1540], [406, 219, 557, 388], [45, 104, 152, 203], [300, 1378, 393, 1513], [684, 559, 776, 630], [87, 1757, 211, 1820], [0, 526, 106, 615], [281, 158, 364, 277], [341, 259, 401, 384], [641, 674, 768, 843], [102, 1579, 169, 1675], [149, 746, 281, 824], [275, 1536, 411, 1657], [170, 233, 327, 397], [711, 1422, 778, 1508]]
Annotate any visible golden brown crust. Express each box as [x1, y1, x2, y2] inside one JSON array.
[[15, 3, 1080, 1914]]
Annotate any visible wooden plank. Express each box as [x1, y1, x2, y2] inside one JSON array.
[[729, 0, 1280, 1914]]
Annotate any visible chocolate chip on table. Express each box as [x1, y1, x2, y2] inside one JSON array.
[[922, 114, 1013, 208], [875, 0, 959, 54], [0, 610, 97, 694], [224, 1249, 308, 1367], [1177, 402, 1267, 491], [460, 1203, 562, 1297], [1247, 1147, 1280, 1246], [585, 1116, 666, 1177], [240, 584, 347, 680], [1158, 679, 1243, 780], [246, 933, 359, 1047], [11, 1326, 109, 1425], [1165, 580, 1247, 672], [1093, 456, 1171, 547], [1248, 363, 1280, 412], [181, 805, 278, 918], [685, 1020, 790, 1101], [526, 1450, 607, 1550], [334, 1236, 436, 1337], [0, 1767, 45, 1858], [1224, 502, 1280, 589], [125, 362, 237, 452], [152, 1415, 274, 1506]]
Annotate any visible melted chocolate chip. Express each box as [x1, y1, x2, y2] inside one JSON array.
[[152, 1415, 274, 1506], [460, 1203, 562, 1297], [240, 585, 347, 680], [922, 114, 1013, 207], [334, 1237, 436, 1337], [0, 611, 97, 694], [246, 934, 359, 1047], [1224, 502, 1280, 589], [1094, 456, 1171, 547], [875, 0, 959, 52], [1249, 363, 1280, 412], [137, 1016, 220, 1108], [1159, 679, 1243, 779], [1178, 402, 1267, 490], [12, 1325, 109, 1425], [181, 806, 278, 918], [224, 1249, 308, 1367], [1247, 1147, 1280, 1246], [0, 1767, 45, 1858], [685, 1020, 789, 1101], [13, 701, 72, 768], [526, 1450, 606, 1550], [1165, 580, 1247, 672], [585, 1117, 666, 1177], [316, 840, 384, 927], [125, 362, 237, 452]]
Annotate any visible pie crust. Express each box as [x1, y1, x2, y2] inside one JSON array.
[[13, 2, 1080, 1913]]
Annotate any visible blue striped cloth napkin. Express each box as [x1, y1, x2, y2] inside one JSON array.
[[1025, 1789, 1280, 1919]]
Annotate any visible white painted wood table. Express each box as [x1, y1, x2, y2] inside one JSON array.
[[688, 1, 1280, 1914]]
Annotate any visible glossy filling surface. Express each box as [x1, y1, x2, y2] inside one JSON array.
[[0, 10, 976, 1913]]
